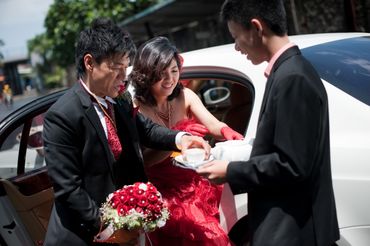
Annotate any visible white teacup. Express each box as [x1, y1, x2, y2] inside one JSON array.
[[184, 148, 206, 164]]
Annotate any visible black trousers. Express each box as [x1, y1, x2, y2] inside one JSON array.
[[228, 215, 338, 246], [228, 215, 249, 246]]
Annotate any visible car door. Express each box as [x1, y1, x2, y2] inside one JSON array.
[[180, 66, 255, 141], [0, 90, 65, 246], [180, 66, 254, 231]]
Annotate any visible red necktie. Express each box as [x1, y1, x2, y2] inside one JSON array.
[[105, 101, 122, 160]]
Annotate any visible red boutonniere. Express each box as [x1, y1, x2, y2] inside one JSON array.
[[119, 84, 126, 94], [116, 84, 130, 104], [116, 83, 139, 118]]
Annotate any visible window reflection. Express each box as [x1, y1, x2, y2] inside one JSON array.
[[303, 36, 370, 106], [25, 114, 46, 170], [0, 113, 46, 179], [0, 125, 23, 178]]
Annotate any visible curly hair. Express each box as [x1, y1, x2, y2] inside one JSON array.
[[129, 36, 183, 106]]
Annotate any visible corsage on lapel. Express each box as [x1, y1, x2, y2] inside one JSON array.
[[116, 83, 140, 118], [116, 84, 130, 105]]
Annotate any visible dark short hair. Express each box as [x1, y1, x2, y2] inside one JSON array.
[[75, 18, 136, 79], [220, 0, 287, 36], [129, 36, 183, 106]]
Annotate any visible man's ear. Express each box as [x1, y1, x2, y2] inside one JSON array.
[[84, 54, 94, 72], [251, 18, 263, 36]]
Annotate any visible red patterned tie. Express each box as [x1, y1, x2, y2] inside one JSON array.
[[105, 101, 122, 160]]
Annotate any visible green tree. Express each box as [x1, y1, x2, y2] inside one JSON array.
[[28, 33, 59, 89], [44, 0, 157, 68], [28, 34, 52, 69], [28, 0, 158, 88]]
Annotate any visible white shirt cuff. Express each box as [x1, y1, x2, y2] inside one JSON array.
[[175, 132, 191, 150]]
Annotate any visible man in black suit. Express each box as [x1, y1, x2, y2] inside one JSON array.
[[43, 18, 209, 245], [197, 0, 340, 245]]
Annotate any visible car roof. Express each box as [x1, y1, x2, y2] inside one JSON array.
[[182, 32, 369, 62], [289, 32, 368, 48], [182, 32, 370, 105]]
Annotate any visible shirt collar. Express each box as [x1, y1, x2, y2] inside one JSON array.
[[264, 42, 296, 78], [79, 79, 116, 108]]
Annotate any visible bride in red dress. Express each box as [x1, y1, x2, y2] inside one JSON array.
[[129, 36, 243, 245]]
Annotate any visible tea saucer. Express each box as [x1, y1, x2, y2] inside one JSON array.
[[174, 155, 214, 170]]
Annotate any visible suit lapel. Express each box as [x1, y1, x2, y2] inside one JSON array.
[[114, 100, 142, 159], [85, 107, 115, 163], [258, 75, 274, 122], [73, 83, 116, 175], [258, 46, 301, 121]]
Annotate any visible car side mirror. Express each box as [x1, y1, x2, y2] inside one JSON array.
[[203, 87, 230, 106]]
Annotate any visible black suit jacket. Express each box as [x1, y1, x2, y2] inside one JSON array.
[[227, 46, 339, 246], [43, 82, 178, 245]]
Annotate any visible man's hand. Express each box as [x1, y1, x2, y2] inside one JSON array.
[[180, 135, 211, 159], [196, 160, 229, 184]]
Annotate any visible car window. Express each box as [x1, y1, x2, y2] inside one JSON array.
[[181, 76, 254, 144], [186, 79, 232, 111], [25, 114, 46, 171], [302, 36, 370, 106], [0, 113, 46, 179], [0, 124, 23, 178]]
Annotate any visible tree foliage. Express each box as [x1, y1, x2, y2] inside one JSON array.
[[28, 34, 52, 63], [28, 33, 57, 88], [31, 0, 158, 68]]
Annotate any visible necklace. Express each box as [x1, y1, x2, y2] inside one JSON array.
[[154, 100, 172, 128]]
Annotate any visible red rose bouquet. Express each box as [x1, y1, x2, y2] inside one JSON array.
[[94, 182, 169, 243]]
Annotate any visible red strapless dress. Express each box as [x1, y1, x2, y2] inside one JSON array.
[[144, 119, 232, 246]]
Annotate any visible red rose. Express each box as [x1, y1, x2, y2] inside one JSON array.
[[153, 204, 162, 214], [111, 195, 121, 208], [117, 204, 129, 216], [127, 197, 137, 207], [148, 193, 159, 203], [138, 198, 149, 208], [133, 187, 145, 200], [127, 187, 135, 195], [147, 183, 157, 192]]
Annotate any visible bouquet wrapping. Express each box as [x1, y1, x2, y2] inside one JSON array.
[[94, 182, 169, 243]]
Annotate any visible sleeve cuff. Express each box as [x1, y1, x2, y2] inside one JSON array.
[[175, 132, 191, 150]]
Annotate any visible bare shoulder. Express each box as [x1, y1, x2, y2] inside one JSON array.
[[183, 87, 198, 100], [183, 87, 203, 106]]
